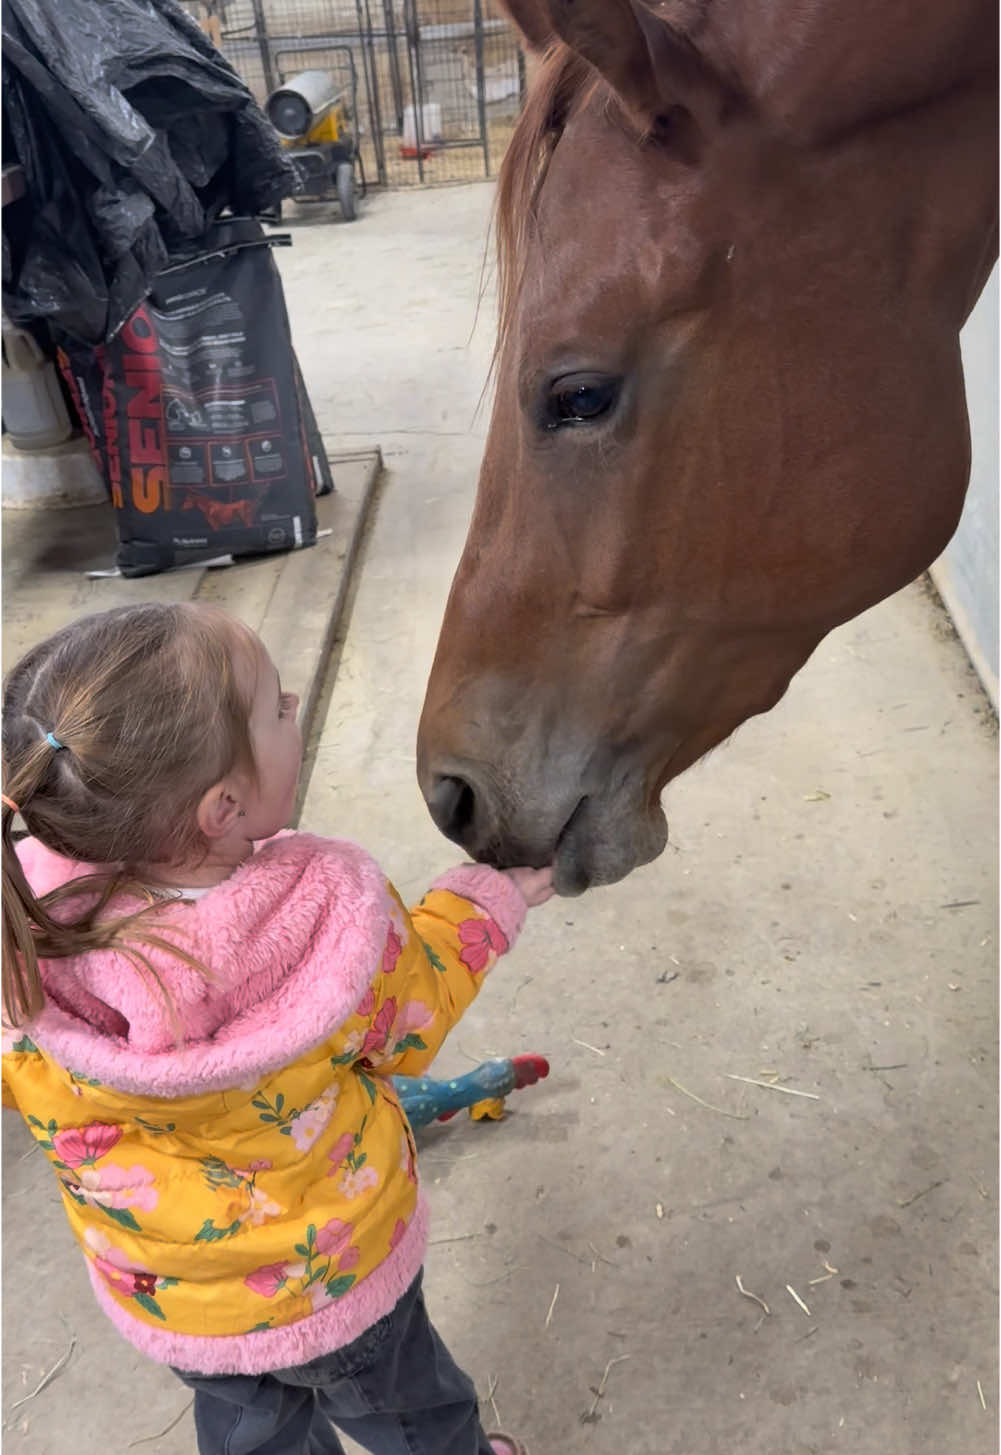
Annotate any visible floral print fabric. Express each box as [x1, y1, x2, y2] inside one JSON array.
[[1, 885, 510, 1344]]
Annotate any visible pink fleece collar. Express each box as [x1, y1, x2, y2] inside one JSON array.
[[20, 834, 393, 1098]]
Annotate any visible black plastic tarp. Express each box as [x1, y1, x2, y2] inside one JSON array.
[[2, 0, 297, 344]]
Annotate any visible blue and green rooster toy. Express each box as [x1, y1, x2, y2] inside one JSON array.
[[392, 1054, 550, 1130]]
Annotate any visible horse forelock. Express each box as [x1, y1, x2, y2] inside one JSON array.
[[494, 45, 605, 360], [493, 37, 694, 366]]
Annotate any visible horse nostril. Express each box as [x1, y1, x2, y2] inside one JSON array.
[[428, 774, 478, 846]]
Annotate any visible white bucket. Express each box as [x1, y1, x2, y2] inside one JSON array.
[[2, 324, 73, 450], [401, 103, 442, 151]]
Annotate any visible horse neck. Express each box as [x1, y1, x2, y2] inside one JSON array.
[[697, 0, 996, 145]]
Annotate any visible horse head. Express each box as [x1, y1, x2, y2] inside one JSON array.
[[418, 0, 997, 894]]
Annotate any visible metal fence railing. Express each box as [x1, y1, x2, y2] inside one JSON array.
[[186, 0, 528, 188]]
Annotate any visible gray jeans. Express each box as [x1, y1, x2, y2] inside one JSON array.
[[173, 1273, 493, 1455]]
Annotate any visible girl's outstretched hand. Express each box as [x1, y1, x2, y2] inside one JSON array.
[[503, 865, 555, 907]]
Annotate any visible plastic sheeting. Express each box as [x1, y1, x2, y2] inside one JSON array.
[[2, 0, 297, 343]]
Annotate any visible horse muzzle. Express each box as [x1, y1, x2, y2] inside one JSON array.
[[421, 758, 668, 895]]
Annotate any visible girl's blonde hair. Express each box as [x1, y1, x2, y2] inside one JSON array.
[[2, 602, 259, 1026]]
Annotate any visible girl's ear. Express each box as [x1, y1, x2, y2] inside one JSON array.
[[197, 781, 243, 841]]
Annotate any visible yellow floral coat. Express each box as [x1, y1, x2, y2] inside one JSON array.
[[2, 833, 526, 1374]]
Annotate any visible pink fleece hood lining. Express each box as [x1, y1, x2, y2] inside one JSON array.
[[21, 834, 394, 1098]]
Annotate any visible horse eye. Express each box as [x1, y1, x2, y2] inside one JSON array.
[[545, 375, 620, 429]]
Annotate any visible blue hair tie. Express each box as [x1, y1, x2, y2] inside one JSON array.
[[46, 731, 65, 751]]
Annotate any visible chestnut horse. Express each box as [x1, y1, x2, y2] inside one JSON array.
[[418, 0, 998, 895]]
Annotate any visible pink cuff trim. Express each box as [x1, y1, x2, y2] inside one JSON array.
[[87, 1195, 430, 1375], [430, 865, 527, 946]]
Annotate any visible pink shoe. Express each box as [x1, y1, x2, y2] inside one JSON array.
[[488, 1436, 527, 1455]]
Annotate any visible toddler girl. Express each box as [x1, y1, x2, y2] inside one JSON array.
[[1, 601, 552, 1455]]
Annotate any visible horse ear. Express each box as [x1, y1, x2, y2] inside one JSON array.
[[541, 0, 724, 145], [498, 1, 557, 53], [542, 0, 660, 115]]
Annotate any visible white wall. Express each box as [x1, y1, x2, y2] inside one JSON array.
[[931, 265, 999, 709]]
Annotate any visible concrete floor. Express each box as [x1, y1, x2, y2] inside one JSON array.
[[3, 185, 998, 1455]]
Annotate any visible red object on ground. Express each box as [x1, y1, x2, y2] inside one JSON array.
[[511, 1054, 550, 1089]]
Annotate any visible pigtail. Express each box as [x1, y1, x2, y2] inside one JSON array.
[[3, 802, 44, 1024], [2, 738, 64, 1024], [2, 733, 112, 1024]]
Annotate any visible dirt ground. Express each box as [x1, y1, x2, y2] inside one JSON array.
[[2, 184, 998, 1455]]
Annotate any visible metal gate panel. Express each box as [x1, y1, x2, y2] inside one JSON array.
[[187, 0, 526, 188]]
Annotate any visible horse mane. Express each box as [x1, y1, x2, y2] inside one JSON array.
[[494, 44, 600, 355]]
